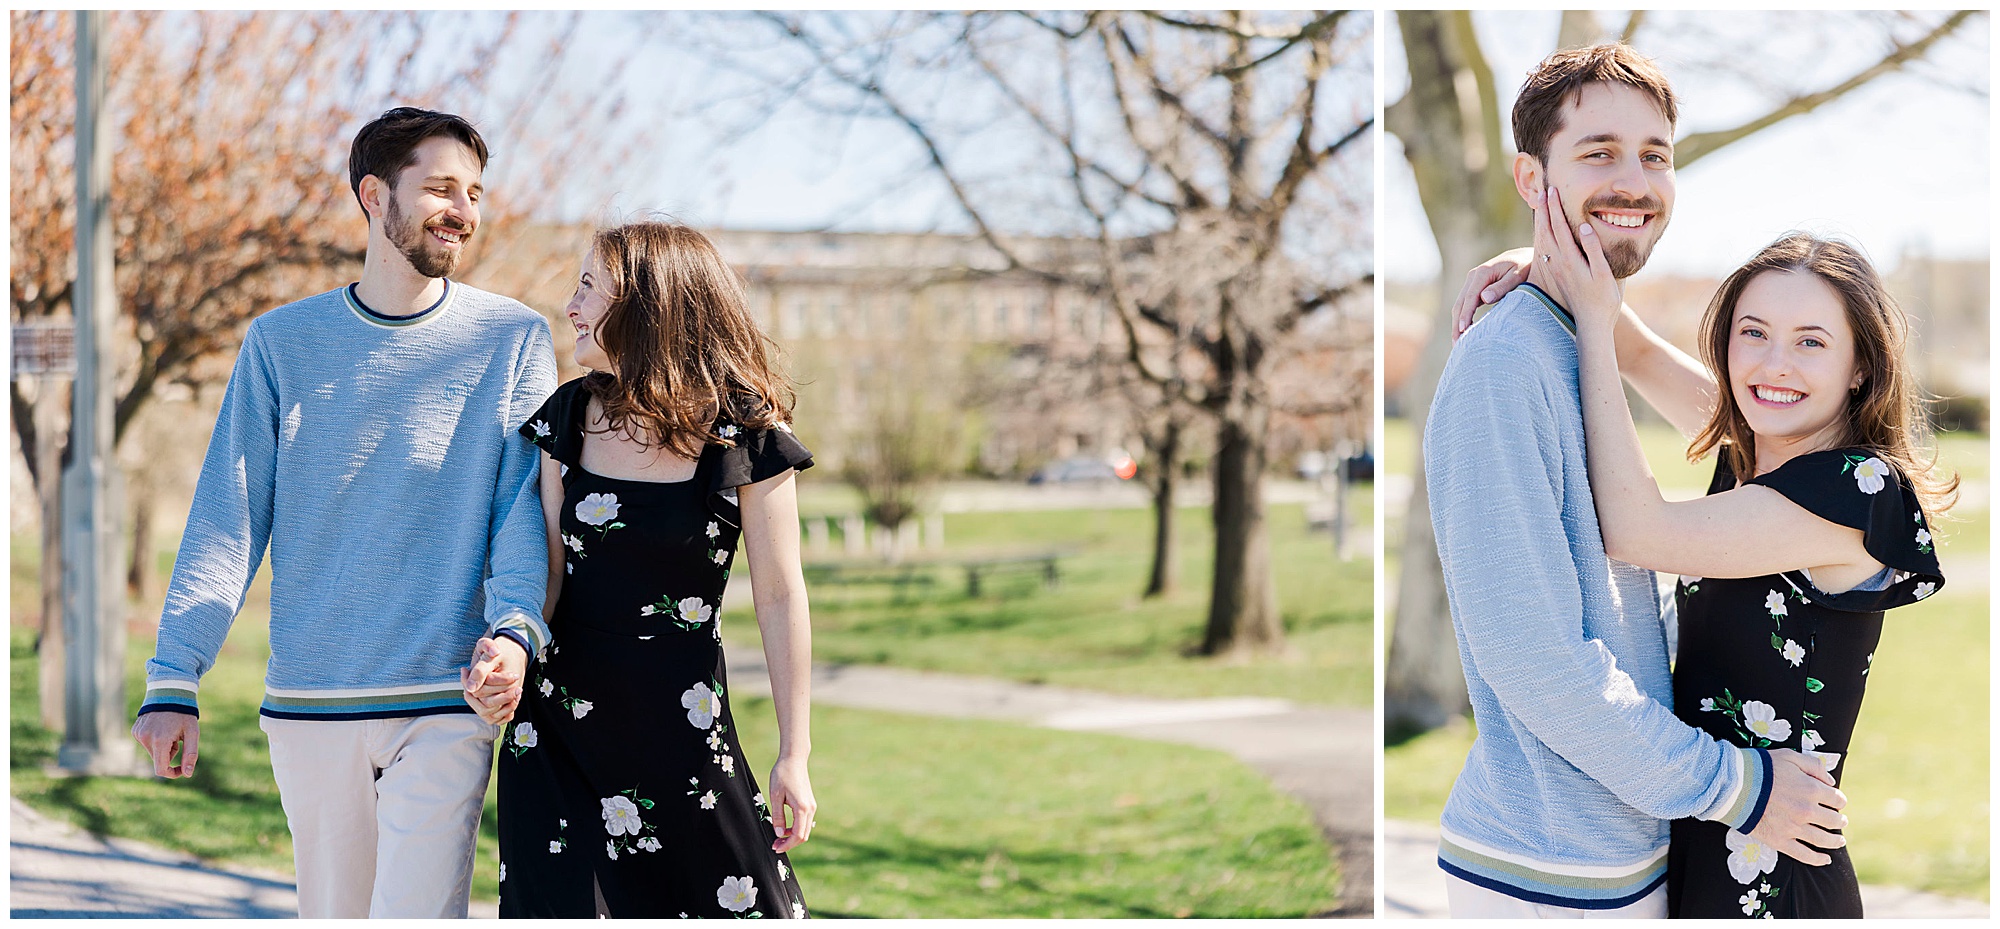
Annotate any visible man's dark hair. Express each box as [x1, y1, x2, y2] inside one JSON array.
[[347, 107, 489, 215], [1512, 44, 1678, 166]]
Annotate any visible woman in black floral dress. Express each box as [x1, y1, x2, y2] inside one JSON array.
[[473, 222, 815, 918], [1519, 207, 1955, 917]]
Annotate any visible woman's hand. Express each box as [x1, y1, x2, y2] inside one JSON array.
[[1534, 186, 1621, 325], [461, 636, 525, 725], [767, 755, 817, 854], [1451, 247, 1535, 341]]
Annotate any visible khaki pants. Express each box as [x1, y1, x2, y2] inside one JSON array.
[[261, 714, 498, 918], [1446, 874, 1668, 919]]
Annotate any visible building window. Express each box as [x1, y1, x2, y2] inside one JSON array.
[[782, 294, 808, 339], [819, 295, 842, 336]]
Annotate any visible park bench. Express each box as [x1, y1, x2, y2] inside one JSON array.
[[802, 562, 936, 599], [959, 552, 1066, 597]]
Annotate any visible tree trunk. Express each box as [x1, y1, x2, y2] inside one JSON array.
[[127, 497, 154, 599], [1142, 416, 1182, 599], [1201, 403, 1282, 656]]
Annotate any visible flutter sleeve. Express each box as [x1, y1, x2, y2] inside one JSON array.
[[1748, 447, 1945, 612], [706, 420, 814, 528], [518, 377, 588, 470]]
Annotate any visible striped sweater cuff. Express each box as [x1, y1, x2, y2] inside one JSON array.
[[1700, 746, 1773, 833], [489, 609, 548, 658], [139, 678, 201, 717]]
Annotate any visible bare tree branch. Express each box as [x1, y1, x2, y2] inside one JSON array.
[[1677, 10, 1980, 168]]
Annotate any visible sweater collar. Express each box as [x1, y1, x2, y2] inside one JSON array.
[[344, 280, 455, 330], [1518, 283, 1575, 338]]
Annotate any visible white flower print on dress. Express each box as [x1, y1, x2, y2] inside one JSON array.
[[563, 533, 584, 554], [1725, 828, 1779, 884], [538, 678, 554, 697], [794, 901, 806, 918], [722, 755, 736, 775], [778, 861, 789, 881], [531, 420, 552, 440], [1916, 527, 1932, 547], [500, 862, 507, 882], [1913, 581, 1935, 600], [606, 840, 619, 861], [707, 730, 724, 752], [678, 597, 713, 627], [638, 837, 662, 852], [1764, 591, 1787, 618], [717, 876, 757, 913], [1781, 640, 1805, 667], [718, 424, 741, 440], [513, 722, 538, 749], [700, 790, 719, 810], [603, 796, 644, 836], [683, 682, 720, 729], [712, 549, 729, 566], [1699, 697, 1716, 712], [572, 700, 594, 719], [1741, 701, 1792, 744], [550, 840, 564, 853], [1739, 889, 1759, 916], [707, 521, 721, 540], [1850, 456, 1889, 494], [575, 493, 621, 526]]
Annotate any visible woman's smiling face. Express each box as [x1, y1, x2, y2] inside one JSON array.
[[566, 251, 614, 371], [1726, 269, 1864, 455]]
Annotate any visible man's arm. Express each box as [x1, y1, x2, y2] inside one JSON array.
[[1427, 340, 1765, 830], [480, 322, 556, 663], [134, 323, 282, 774]]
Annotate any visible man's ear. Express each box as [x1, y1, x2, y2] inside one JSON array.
[[1512, 152, 1545, 208], [358, 174, 387, 225]]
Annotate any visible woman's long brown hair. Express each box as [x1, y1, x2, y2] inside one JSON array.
[[581, 221, 794, 458], [1688, 233, 1957, 515]]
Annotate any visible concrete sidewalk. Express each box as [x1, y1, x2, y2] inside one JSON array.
[[9, 798, 500, 919], [12, 661, 1369, 918], [1381, 818, 1989, 919]]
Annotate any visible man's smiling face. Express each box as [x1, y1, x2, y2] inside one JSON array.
[[1526, 82, 1676, 279]]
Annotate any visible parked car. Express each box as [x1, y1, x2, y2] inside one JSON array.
[[1028, 455, 1131, 484]]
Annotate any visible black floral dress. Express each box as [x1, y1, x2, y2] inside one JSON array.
[[1667, 448, 1943, 919], [497, 377, 814, 918]]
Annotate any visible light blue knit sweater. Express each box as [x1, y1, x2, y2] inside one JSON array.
[[140, 281, 555, 720], [1424, 285, 1771, 908]]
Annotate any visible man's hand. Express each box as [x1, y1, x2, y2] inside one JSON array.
[[461, 636, 528, 725], [1748, 748, 1848, 865], [132, 712, 201, 779]]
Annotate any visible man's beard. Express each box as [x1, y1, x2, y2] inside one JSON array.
[[1582, 195, 1667, 279], [384, 191, 465, 279]]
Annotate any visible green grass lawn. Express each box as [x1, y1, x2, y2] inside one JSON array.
[[1383, 423, 1989, 900], [754, 497, 1374, 708], [11, 620, 1339, 916]]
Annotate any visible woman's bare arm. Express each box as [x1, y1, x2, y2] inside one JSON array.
[[739, 468, 816, 853]]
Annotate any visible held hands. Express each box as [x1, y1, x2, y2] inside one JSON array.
[[1749, 748, 1849, 866], [767, 755, 818, 854], [1531, 185, 1622, 326], [132, 712, 201, 779], [461, 635, 528, 726]]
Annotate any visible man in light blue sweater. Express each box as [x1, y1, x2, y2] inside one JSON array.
[[131, 108, 554, 917], [1425, 46, 1845, 917]]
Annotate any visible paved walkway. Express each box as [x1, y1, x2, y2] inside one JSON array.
[[1381, 818, 1989, 919], [11, 661, 1370, 919]]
